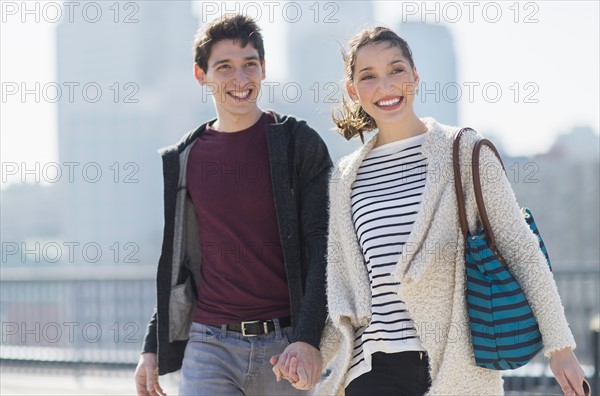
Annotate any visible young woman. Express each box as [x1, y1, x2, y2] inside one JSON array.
[[316, 27, 586, 396]]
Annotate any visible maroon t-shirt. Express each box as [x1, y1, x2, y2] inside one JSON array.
[[187, 112, 291, 324]]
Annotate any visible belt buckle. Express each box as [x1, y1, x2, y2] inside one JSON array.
[[241, 320, 269, 337]]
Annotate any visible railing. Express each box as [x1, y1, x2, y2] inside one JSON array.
[[1, 265, 155, 367], [1, 266, 598, 394], [502, 269, 599, 395]]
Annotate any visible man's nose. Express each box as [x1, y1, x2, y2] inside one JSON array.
[[232, 67, 250, 85]]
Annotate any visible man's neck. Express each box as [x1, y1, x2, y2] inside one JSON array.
[[212, 107, 264, 133]]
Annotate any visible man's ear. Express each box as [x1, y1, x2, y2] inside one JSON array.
[[194, 64, 206, 85], [346, 80, 358, 101]]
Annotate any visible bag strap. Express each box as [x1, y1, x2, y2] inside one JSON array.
[[453, 129, 507, 252], [472, 138, 506, 251], [452, 128, 472, 240]]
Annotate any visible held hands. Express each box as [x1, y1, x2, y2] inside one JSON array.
[[134, 353, 166, 396], [270, 341, 322, 390], [549, 348, 589, 396]]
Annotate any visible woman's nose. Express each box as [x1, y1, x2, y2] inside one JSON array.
[[377, 77, 394, 93]]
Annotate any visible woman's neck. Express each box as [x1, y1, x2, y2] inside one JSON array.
[[374, 115, 427, 148]]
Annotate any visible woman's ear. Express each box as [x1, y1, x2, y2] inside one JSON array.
[[413, 66, 420, 86], [412, 66, 420, 94], [346, 80, 358, 101]]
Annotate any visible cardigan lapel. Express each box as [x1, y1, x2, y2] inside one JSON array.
[[396, 119, 456, 282], [337, 118, 457, 284]]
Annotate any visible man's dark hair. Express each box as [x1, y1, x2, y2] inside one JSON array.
[[193, 14, 265, 72]]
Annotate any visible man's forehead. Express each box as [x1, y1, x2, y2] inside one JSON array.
[[210, 39, 260, 60]]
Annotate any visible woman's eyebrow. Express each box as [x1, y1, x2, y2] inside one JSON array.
[[358, 59, 406, 74]]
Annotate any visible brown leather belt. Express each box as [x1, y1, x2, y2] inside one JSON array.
[[217, 317, 292, 337]]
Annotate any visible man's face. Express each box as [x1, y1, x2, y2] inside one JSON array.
[[195, 39, 265, 117]]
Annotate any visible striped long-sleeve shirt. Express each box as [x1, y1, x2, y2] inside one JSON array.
[[345, 132, 427, 386]]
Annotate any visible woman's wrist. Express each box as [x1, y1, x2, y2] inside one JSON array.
[[548, 346, 573, 358]]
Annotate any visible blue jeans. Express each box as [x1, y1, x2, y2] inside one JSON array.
[[179, 320, 308, 396]]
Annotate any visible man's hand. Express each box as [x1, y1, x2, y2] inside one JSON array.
[[270, 341, 322, 390], [549, 348, 586, 396], [134, 353, 166, 396]]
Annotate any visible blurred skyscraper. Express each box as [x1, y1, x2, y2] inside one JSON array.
[[518, 126, 600, 270], [399, 22, 458, 126], [280, 1, 375, 160], [56, 1, 203, 265], [544, 126, 600, 161]]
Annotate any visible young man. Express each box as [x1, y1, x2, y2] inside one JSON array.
[[134, 14, 331, 396]]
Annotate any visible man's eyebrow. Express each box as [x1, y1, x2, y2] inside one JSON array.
[[211, 56, 260, 68]]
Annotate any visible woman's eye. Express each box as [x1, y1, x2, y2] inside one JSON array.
[[392, 68, 404, 74], [219, 65, 230, 70], [360, 75, 373, 81]]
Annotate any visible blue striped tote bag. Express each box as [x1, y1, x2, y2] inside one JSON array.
[[453, 128, 552, 370]]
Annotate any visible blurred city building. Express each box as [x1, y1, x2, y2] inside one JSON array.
[[276, 1, 375, 159], [1, 3, 597, 272], [54, 1, 203, 265], [399, 21, 459, 127], [511, 126, 600, 270]]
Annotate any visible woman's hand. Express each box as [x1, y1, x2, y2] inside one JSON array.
[[549, 348, 587, 396]]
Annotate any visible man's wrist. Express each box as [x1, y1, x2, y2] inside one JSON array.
[[293, 333, 322, 351]]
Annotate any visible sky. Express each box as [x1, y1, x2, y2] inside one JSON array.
[[1, 0, 599, 188]]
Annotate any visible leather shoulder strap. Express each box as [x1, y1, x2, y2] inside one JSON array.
[[452, 128, 472, 239], [472, 138, 506, 250], [454, 130, 512, 266], [453, 130, 507, 239]]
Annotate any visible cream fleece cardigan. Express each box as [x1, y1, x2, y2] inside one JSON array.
[[315, 118, 576, 396]]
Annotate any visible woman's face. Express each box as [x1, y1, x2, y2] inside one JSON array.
[[347, 41, 419, 129]]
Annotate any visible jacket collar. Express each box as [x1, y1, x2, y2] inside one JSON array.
[[157, 109, 292, 158], [156, 110, 297, 197]]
